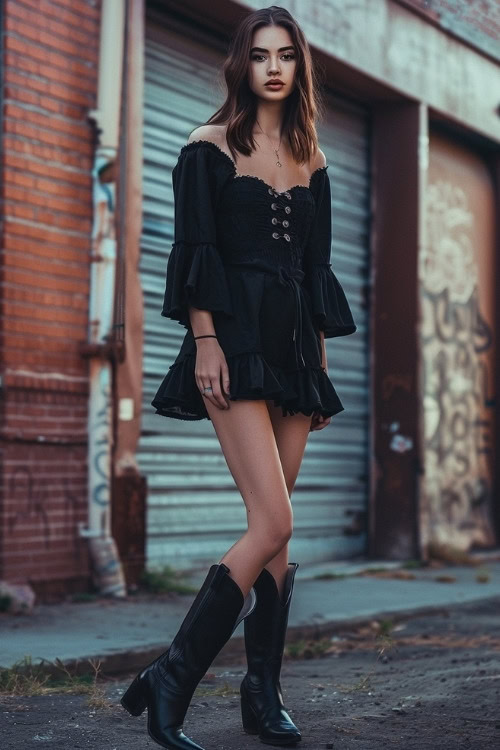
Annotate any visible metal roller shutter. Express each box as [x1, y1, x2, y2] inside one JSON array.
[[139, 15, 371, 571]]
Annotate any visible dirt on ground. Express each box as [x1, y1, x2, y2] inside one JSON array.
[[1, 597, 499, 750]]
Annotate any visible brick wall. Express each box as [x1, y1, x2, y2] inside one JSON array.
[[0, 0, 101, 599], [399, 0, 500, 61]]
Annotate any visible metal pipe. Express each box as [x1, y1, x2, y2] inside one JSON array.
[[79, 0, 127, 597]]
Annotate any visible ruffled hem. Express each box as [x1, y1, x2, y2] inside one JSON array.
[[305, 262, 357, 338], [151, 350, 345, 421], [161, 241, 234, 329]]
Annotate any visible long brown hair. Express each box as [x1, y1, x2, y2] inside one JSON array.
[[203, 5, 324, 166]]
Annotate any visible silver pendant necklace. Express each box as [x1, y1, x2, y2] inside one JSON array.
[[257, 122, 282, 167]]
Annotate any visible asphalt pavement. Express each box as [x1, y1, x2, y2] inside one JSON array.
[[1, 595, 499, 749]]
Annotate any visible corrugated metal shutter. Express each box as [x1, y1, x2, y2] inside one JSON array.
[[139, 15, 371, 570]]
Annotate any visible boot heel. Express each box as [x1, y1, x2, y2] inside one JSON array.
[[121, 673, 148, 716], [241, 693, 259, 734]]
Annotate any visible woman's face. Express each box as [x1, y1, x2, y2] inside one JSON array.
[[247, 25, 297, 102]]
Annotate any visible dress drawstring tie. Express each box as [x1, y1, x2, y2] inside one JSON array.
[[277, 266, 305, 369], [224, 261, 307, 371]]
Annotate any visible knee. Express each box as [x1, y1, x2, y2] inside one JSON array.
[[263, 516, 293, 556]]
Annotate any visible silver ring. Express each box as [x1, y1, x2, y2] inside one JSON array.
[[203, 386, 213, 392]]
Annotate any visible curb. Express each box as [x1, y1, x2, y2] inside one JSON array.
[[11, 593, 499, 679]]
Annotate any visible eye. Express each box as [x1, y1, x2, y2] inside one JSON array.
[[250, 53, 296, 61]]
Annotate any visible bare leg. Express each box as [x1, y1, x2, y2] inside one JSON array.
[[262, 400, 312, 600], [203, 397, 294, 599]]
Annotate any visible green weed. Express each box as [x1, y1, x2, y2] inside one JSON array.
[[475, 568, 491, 583], [0, 655, 111, 709], [194, 681, 238, 697], [140, 565, 198, 595], [285, 637, 333, 660]]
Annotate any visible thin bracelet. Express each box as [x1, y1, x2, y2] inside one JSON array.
[[194, 334, 217, 340]]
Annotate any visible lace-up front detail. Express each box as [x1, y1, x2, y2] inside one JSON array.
[[269, 187, 292, 242]]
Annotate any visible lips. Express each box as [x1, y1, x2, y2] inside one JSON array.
[[265, 80, 284, 86]]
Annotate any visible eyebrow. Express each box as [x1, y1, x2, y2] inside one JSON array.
[[250, 46, 295, 53]]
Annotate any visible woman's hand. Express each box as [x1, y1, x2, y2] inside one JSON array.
[[195, 338, 231, 410], [310, 411, 331, 431]]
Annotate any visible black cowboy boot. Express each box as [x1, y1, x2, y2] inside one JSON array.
[[121, 563, 257, 750], [240, 563, 301, 745]]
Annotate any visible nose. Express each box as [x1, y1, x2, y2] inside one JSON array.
[[267, 59, 280, 75]]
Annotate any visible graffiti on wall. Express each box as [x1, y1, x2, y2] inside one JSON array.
[[419, 179, 496, 550]]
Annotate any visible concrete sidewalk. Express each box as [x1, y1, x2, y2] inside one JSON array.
[[1, 553, 499, 675]]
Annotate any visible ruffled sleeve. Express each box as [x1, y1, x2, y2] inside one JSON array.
[[161, 142, 234, 329], [303, 166, 357, 338]]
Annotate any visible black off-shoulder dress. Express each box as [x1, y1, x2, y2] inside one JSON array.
[[151, 139, 357, 421]]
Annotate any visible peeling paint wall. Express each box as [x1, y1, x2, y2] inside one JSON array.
[[419, 131, 497, 551], [402, 0, 500, 61]]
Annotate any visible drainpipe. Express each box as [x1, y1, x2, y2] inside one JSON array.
[[78, 0, 127, 597]]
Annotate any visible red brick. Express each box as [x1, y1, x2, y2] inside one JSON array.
[[6, 0, 98, 36], [4, 16, 98, 59], [2, 284, 88, 311], [5, 153, 93, 182], [5, 66, 96, 107], [4, 184, 92, 217], [3, 300, 88, 326], [2, 268, 90, 294], [0, 0, 100, 598]]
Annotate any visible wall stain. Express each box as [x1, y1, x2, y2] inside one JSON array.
[[7, 467, 84, 562]]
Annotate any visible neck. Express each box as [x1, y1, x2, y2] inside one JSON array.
[[253, 100, 285, 140]]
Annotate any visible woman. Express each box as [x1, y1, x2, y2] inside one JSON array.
[[121, 6, 357, 749]]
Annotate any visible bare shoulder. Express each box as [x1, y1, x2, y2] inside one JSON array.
[[187, 124, 226, 147], [309, 146, 327, 173]]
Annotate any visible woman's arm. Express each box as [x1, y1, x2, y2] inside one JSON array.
[[189, 306, 216, 338], [189, 305, 230, 410]]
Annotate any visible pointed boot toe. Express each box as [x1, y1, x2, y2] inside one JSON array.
[[240, 674, 301, 745], [240, 564, 302, 745], [121, 564, 256, 750]]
